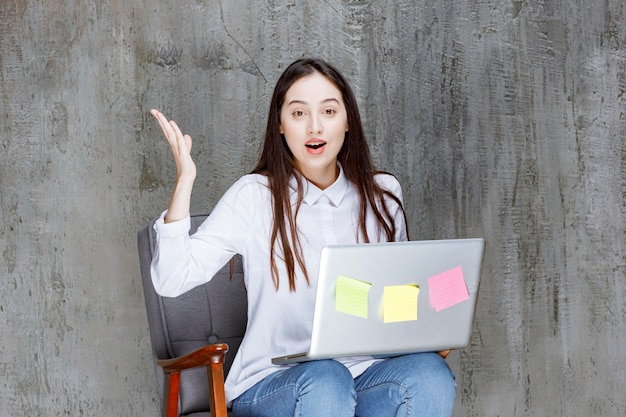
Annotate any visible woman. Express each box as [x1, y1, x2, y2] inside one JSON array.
[[150, 58, 456, 416]]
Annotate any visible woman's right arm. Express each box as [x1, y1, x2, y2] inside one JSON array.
[[150, 179, 254, 297], [149, 109, 205, 296], [148, 110, 253, 297]]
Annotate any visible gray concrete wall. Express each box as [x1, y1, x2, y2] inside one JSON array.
[[1, 0, 624, 415]]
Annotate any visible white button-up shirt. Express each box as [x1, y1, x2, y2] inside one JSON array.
[[151, 165, 407, 404]]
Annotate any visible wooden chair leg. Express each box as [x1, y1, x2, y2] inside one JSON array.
[[163, 371, 180, 417], [206, 362, 228, 417]]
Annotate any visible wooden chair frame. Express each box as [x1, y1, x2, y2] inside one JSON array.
[[156, 344, 230, 417]]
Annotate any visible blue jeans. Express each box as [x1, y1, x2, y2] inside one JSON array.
[[231, 353, 456, 417]]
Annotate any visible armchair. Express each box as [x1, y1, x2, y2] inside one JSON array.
[[137, 214, 248, 417]]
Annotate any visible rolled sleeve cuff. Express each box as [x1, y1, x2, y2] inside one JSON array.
[[153, 211, 191, 237]]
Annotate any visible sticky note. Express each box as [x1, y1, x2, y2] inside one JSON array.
[[428, 266, 469, 312], [336, 275, 371, 318], [383, 285, 420, 323]]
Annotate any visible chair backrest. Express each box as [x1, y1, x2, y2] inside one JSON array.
[[137, 214, 248, 416]]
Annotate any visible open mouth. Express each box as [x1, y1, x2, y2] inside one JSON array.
[[305, 142, 326, 150]]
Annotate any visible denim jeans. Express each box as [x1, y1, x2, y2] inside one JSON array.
[[231, 352, 456, 417]]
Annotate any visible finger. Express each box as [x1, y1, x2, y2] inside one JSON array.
[[169, 120, 185, 139], [170, 121, 194, 154], [151, 110, 176, 135], [151, 110, 181, 154], [151, 110, 176, 138], [150, 109, 169, 130]]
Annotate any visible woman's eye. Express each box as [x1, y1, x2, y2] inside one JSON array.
[[324, 109, 336, 115], [293, 110, 304, 117]]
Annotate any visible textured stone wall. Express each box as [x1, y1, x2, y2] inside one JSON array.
[[1, 0, 624, 415]]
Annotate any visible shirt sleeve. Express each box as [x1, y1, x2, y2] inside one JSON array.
[[150, 176, 258, 297]]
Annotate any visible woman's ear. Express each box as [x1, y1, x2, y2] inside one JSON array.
[[279, 124, 284, 134]]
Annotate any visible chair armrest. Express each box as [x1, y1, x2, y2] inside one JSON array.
[[156, 343, 229, 373], [156, 344, 230, 417]]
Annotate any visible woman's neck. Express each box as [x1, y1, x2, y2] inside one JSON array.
[[299, 164, 339, 190]]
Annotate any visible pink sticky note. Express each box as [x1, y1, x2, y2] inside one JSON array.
[[428, 266, 469, 312]]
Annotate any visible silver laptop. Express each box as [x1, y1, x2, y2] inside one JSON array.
[[272, 238, 485, 365]]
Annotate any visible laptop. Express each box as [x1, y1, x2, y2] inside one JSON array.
[[272, 238, 485, 365]]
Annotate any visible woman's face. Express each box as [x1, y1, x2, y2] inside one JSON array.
[[279, 72, 348, 190]]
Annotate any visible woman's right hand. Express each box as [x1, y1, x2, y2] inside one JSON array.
[[150, 109, 197, 182], [150, 109, 196, 223]]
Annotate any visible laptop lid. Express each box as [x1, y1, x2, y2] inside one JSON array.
[[272, 238, 484, 364]]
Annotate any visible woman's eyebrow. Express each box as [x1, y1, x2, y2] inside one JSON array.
[[287, 97, 340, 106]]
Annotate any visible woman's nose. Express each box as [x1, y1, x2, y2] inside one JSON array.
[[307, 114, 323, 134]]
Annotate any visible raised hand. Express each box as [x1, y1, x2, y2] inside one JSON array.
[[150, 109, 196, 223], [151, 109, 197, 182]]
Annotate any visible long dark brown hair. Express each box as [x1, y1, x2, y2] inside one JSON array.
[[252, 58, 407, 291]]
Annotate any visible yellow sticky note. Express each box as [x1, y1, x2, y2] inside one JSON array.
[[383, 285, 420, 323], [336, 275, 371, 318]]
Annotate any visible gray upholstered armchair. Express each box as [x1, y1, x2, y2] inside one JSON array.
[[137, 214, 248, 417]]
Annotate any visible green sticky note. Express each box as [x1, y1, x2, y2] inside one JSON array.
[[383, 285, 420, 323], [336, 275, 371, 318]]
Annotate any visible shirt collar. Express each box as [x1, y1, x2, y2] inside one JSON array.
[[289, 164, 348, 207]]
